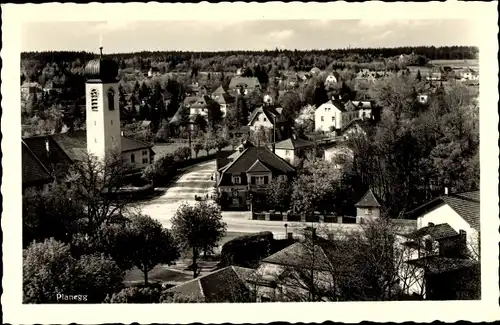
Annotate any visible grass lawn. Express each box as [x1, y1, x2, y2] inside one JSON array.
[[429, 59, 479, 67]]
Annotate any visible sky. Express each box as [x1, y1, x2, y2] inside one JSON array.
[[21, 20, 478, 54]]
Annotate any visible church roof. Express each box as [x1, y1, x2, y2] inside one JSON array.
[[84, 51, 119, 83], [355, 189, 382, 208]]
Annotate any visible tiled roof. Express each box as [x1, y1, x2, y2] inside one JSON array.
[[228, 77, 261, 90], [167, 266, 254, 302], [355, 189, 381, 208], [351, 101, 372, 109], [221, 146, 294, 175], [213, 92, 234, 106], [274, 137, 314, 150], [247, 159, 272, 173], [317, 99, 346, 113], [406, 191, 480, 231], [22, 135, 74, 176], [406, 256, 479, 274], [52, 130, 152, 160], [22, 141, 53, 186], [403, 223, 458, 241], [248, 106, 286, 126], [262, 241, 332, 271], [216, 150, 234, 171], [212, 85, 227, 97]]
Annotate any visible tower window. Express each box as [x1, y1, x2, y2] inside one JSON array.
[[131, 153, 135, 163], [108, 88, 115, 111], [91, 89, 98, 111]]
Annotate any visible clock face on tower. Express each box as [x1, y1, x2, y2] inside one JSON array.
[[90, 88, 99, 111]]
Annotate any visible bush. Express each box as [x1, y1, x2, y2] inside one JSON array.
[[220, 232, 274, 268], [173, 146, 191, 161], [105, 286, 162, 303]]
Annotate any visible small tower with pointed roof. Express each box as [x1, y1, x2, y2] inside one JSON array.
[[355, 188, 382, 219]]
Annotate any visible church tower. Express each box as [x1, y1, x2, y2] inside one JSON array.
[[83, 47, 121, 161]]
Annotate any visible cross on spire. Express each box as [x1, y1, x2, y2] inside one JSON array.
[[99, 34, 103, 58]]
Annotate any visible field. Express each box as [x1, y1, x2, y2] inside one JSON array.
[[429, 59, 479, 68]]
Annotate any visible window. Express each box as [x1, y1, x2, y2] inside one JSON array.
[[321, 116, 324, 121], [332, 116, 335, 122], [263, 117, 267, 122], [90, 88, 98, 111], [365, 208, 372, 215], [285, 150, 290, 156], [107, 88, 115, 111], [142, 158, 148, 164], [251, 176, 268, 185], [232, 176, 241, 184], [131, 153, 135, 163], [111, 120, 113, 125], [142, 150, 148, 156]]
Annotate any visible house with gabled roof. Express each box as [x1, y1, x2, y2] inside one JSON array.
[[315, 99, 360, 133], [273, 135, 315, 165], [216, 145, 295, 209], [398, 190, 481, 300], [211, 87, 234, 117], [228, 76, 261, 95], [247, 106, 288, 139], [167, 265, 255, 302]]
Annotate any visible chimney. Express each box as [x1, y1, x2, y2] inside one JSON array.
[[444, 187, 449, 195], [45, 138, 50, 153]]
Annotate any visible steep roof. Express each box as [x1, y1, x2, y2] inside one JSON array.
[[248, 106, 286, 126], [213, 92, 234, 106], [317, 99, 346, 113], [223, 146, 294, 175], [22, 141, 53, 186], [407, 256, 479, 275], [246, 159, 272, 173], [228, 76, 261, 90], [212, 85, 227, 97], [406, 191, 480, 231], [167, 266, 254, 302], [274, 137, 315, 150], [402, 223, 458, 241], [22, 135, 74, 175], [355, 189, 382, 208]]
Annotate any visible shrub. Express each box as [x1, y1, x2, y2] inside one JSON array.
[[220, 231, 274, 268], [173, 146, 191, 161]]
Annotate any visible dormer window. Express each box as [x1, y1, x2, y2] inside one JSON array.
[[232, 176, 241, 184], [107, 88, 115, 111], [90, 88, 98, 111]]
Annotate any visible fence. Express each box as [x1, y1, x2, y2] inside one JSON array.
[[251, 211, 417, 228]]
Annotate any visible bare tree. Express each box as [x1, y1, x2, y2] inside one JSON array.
[[66, 150, 138, 237]]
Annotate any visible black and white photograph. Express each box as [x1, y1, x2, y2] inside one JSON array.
[[2, 2, 499, 324]]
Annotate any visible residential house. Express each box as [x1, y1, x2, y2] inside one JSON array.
[[350, 101, 373, 120], [417, 94, 429, 104], [247, 106, 290, 142], [400, 190, 480, 299], [184, 96, 209, 117], [310, 67, 321, 75], [273, 136, 315, 165], [426, 69, 442, 81], [324, 71, 340, 87], [148, 67, 161, 78], [323, 144, 354, 167], [216, 145, 295, 209], [211, 86, 234, 117], [43, 81, 64, 94], [355, 189, 382, 222], [22, 136, 74, 194], [315, 99, 360, 133], [167, 266, 255, 302], [228, 77, 261, 95], [341, 119, 375, 140], [247, 238, 337, 302], [460, 68, 479, 81], [21, 81, 43, 102]]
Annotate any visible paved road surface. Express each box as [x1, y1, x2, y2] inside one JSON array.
[[140, 160, 367, 238]]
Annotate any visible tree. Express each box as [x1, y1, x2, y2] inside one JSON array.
[[141, 153, 176, 185], [206, 98, 223, 127], [312, 82, 329, 107], [23, 182, 84, 247], [125, 214, 179, 285], [202, 131, 217, 155], [155, 119, 170, 142], [65, 152, 134, 237], [265, 177, 292, 213], [278, 91, 302, 121], [171, 202, 226, 278], [173, 146, 191, 161], [416, 69, 422, 82], [215, 136, 229, 152], [23, 238, 123, 303], [177, 106, 190, 126]]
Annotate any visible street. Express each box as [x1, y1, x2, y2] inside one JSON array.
[[139, 159, 366, 238]]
